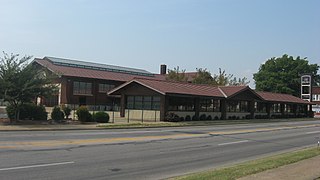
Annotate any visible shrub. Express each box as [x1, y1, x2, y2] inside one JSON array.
[[185, 115, 191, 121], [165, 112, 180, 122], [93, 111, 110, 123], [192, 115, 197, 121], [179, 116, 185, 121], [6, 103, 47, 121], [199, 114, 206, 121], [214, 116, 219, 120], [206, 115, 212, 120], [76, 106, 93, 122], [62, 105, 72, 119], [51, 106, 64, 121]]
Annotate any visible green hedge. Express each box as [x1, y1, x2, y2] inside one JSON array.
[[6, 103, 47, 121], [93, 111, 110, 123], [76, 106, 93, 122]]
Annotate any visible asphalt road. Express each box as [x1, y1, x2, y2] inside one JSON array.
[[0, 120, 320, 180]]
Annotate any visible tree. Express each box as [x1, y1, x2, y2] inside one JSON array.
[[0, 52, 57, 121], [166, 66, 188, 82], [192, 68, 214, 84], [253, 54, 319, 97], [193, 68, 250, 86], [212, 68, 234, 86], [229, 77, 250, 86]]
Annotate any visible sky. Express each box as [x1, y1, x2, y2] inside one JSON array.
[[0, 0, 319, 87]]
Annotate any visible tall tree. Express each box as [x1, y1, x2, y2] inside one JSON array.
[[228, 77, 250, 86], [254, 54, 319, 97], [192, 68, 214, 85], [192, 68, 250, 86], [166, 66, 188, 82], [0, 52, 56, 121]]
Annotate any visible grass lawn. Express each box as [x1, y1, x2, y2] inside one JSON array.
[[172, 147, 320, 180]]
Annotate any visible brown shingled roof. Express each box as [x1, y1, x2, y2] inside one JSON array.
[[256, 91, 310, 104], [33, 58, 166, 82], [109, 78, 225, 98], [313, 87, 320, 94]]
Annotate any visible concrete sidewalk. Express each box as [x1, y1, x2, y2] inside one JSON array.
[[239, 155, 320, 180], [0, 124, 101, 131]]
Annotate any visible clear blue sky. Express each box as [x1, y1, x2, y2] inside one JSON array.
[[1, 0, 319, 87]]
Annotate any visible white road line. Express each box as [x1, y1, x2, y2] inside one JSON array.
[[0, 161, 75, 171], [306, 131, 320, 134], [218, 140, 249, 146]]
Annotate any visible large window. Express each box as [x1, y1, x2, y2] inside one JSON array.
[[73, 81, 92, 95], [284, 104, 293, 113], [272, 103, 281, 113], [168, 97, 194, 111], [200, 99, 221, 112], [255, 102, 266, 113], [227, 100, 249, 112], [126, 96, 160, 110], [99, 84, 115, 93]]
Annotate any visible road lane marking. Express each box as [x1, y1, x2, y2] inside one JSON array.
[[306, 131, 320, 134], [0, 161, 75, 171], [218, 140, 249, 146], [0, 124, 318, 149]]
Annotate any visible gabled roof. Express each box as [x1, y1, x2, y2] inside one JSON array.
[[109, 78, 225, 98], [33, 57, 166, 82], [218, 86, 248, 97], [256, 91, 311, 104]]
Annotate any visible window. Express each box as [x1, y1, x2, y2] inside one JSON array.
[[168, 97, 194, 111], [272, 103, 281, 113], [313, 94, 320, 101], [99, 84, 115, 93], [255, 102, 266, 113], [73, 81, 92, 95], [126, 96, 161, 110], [227, 101, 249, 112], [200, 99, 220, 112], [285, 104, 293, 113]]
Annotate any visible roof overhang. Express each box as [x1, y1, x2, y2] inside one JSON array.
[[107, 79, 166, 96]]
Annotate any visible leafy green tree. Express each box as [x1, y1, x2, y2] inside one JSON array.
[[192, 68, 214, 84], [254, 54, 319, 97], [193, 68, 249, 86], [212, 68, 234, 86], [166, 66, 188, 82], [0, 52, 56, 121], [228, 77, 250, 86]]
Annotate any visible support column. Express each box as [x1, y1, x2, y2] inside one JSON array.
[[250, 101, 255, 119], [266, 103, 271, 118], [221, 99, 227, 120], [160, 95, 167, 121], [194, 97, 200, 120], [120, 94, 125, 117], [281, 104, 285, 117]]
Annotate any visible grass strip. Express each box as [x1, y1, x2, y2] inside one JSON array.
[[173, 147, 320, 180]]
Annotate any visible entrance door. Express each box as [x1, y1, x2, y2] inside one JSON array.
[[79, 96, 86, 106]]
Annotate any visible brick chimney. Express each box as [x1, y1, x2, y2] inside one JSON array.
[[160, 64, 167, 75]]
